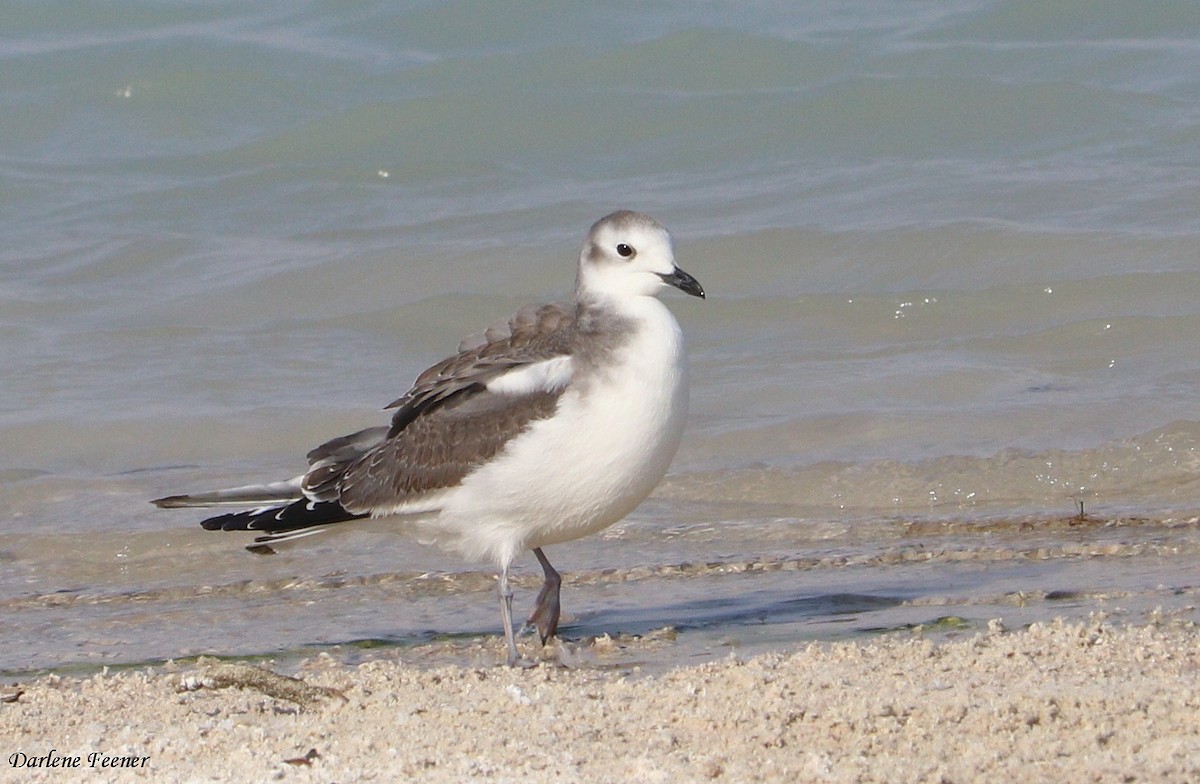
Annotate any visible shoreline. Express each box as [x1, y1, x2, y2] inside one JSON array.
[[6, 509, 1200, 678], [3, 617, 1197, 783]]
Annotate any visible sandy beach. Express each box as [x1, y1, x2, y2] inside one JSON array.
[[3, 617, 1197, 783]]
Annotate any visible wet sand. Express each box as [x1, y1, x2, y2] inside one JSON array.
[[3, 617, 1198, 783], [7, 509, 1200, 675]]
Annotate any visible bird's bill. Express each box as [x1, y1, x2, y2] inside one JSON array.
[[659, 266, 705, 299]]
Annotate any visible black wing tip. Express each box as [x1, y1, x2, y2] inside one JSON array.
[[199, 513, 262, 533], [200, 515, 237, 531], [198, 507, 282, 531], [198, 500, 366, 535]]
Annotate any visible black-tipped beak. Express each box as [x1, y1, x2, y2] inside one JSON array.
[[660, 266, 705, 299]]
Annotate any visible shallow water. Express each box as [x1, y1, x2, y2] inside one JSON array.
[[3, 1, 1200, 674], [4, 510, 1198, 675]]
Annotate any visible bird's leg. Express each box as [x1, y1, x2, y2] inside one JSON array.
[[497, 563, 522, 666], [527, 547, 562, 644]]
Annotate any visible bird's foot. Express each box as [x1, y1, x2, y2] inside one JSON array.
[[505, 650, 540, 669], [527, 584, 561, 644], [528, 548, 562, 644]]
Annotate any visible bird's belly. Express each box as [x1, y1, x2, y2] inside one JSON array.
[[429, 333, 688, 565]]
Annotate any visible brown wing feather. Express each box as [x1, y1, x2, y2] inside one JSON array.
[[302, 426, 389, 502], [384, 303, 573, 420], [337, 388, 560, 511], [299, 302, 575, 512]]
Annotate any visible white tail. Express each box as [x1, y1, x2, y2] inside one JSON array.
[[152, 477, 305, 508]]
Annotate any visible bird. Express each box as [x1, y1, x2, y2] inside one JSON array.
[[153, 210, 705, 665]]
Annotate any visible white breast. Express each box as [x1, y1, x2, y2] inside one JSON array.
[[427, 297, 689, 567]]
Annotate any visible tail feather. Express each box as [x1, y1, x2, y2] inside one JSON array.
[[157, 479, 368, 556], [152, 478, 305, 509], [246, 526, 333, 555]]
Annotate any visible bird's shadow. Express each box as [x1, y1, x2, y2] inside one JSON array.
[[305, 590, 909, 662], [563, 590, 905, 638]]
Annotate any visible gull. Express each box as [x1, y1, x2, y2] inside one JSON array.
[[153, 210, 704, 665]]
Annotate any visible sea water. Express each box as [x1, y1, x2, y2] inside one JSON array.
[[3, 1, 1200, 673]]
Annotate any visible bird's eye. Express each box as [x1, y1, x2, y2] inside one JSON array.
[[616, 243, 635, 258]]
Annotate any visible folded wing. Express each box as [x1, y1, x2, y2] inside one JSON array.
[[153, 303, 577, 549]]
